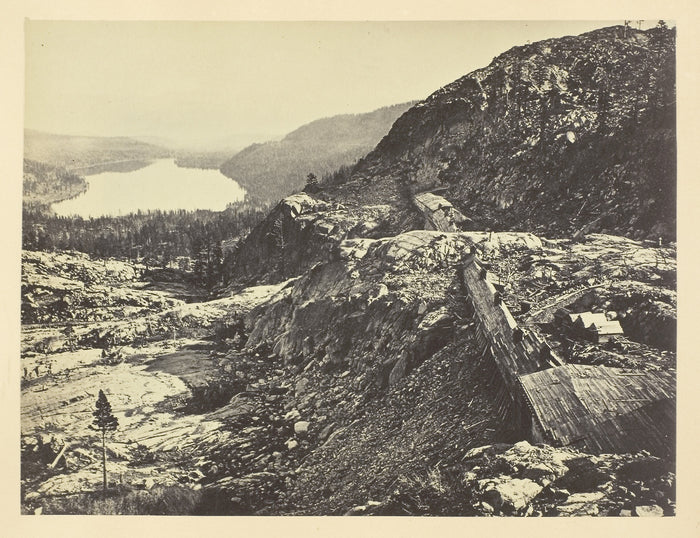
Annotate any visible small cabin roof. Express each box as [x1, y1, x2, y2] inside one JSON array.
[[591, 320, 624, 335], [573, 312, 608, 329]]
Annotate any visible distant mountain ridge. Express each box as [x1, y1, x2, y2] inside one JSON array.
[[24, 129, 169, 171], [219, 102, 416, 202]]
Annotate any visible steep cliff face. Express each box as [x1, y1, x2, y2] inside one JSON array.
[[328, 25, 676, 240], [223, 193, 419, 286]]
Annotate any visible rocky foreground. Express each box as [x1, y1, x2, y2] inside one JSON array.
[[20, 25, 677, 516], [20, 219, 675, 515]]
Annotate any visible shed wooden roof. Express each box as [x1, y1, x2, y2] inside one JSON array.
[[574, 312, 608, 329], [592, 320, 624, 335], [519, 364, 675, 457]]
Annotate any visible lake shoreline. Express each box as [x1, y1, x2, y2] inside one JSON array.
[[52, 159, 246, 218]]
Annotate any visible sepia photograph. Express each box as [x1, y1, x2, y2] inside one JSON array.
[[12, 11, 686, 524]]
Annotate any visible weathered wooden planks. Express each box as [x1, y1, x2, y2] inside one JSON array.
[[461, 258, 562, 388], [518, 364, 675, 457], [459, 255, 674, 457]]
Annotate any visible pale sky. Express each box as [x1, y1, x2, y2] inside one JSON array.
[[25, 20, 645, 150]]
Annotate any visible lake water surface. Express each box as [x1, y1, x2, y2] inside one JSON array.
[[52, 159, 245, 218]]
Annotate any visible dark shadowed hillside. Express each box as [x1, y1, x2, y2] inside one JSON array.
[[219, 102, 415, 202]]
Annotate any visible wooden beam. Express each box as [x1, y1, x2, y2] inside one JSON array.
[[49, 442, 69, 468]]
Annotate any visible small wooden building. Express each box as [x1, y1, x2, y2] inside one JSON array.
[[557, 309, 625, 343], [519, 364, 675, 457]]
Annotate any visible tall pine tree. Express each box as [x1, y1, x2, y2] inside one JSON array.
[[92, 389, 118, 492]]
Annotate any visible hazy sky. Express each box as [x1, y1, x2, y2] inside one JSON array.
[[25, 20, 644, 150]]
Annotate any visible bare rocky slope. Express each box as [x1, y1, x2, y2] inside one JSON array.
[[21, 229, 676, 515], [323, 25, 675, 241], [22, 25, 676, 516], [212, 24, 676, 515]]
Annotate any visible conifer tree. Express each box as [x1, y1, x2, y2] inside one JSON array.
[[92, 389, 118, 492], [306, 172, 318, 188], [304, 172, 320, 193]]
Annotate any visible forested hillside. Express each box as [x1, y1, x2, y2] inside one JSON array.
[[22, 203, 270, 288], [23, 159, 87, 207], [219, 102, 414, 202]]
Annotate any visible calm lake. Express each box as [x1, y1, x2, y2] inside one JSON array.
[[52, 159, 245, 218]]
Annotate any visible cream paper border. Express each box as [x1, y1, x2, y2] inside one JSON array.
[[3, 1, 699, 536]]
